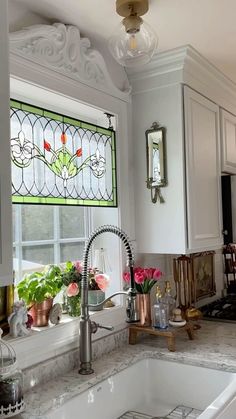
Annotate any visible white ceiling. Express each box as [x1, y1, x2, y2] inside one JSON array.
[[8, 0, 236, 83]]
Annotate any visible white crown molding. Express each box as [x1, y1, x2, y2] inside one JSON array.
[[127, 44, 236, 115], [9, 23, 131, 101], [127, 44, 236, 90]]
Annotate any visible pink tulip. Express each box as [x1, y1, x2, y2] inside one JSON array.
[[134, 272, 146, 284], [134, 267, 144, 275], [153, 269, 162, 280], [123, 272, 131, 283], [74, 260, 83, 273], [144, 268, 155, 279], [67, 282, 79, 297], [95, 274, 110, 292]]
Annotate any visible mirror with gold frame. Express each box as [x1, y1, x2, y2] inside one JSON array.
[[145, 122, 167, 203]]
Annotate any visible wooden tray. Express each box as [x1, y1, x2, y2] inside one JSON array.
[[129, 322, 194, 352]]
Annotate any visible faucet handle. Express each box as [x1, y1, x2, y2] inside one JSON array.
[[97, 323, 114, 331], [90, 320, 114, 334]]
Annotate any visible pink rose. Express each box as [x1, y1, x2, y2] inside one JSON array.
[[123, 272, 131, 283], [74, 261, 83, 273], [67, 282, 79, 297], [95, 274, 110, 292]]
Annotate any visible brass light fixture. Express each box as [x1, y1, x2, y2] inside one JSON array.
[[108, 0, 158, 67]]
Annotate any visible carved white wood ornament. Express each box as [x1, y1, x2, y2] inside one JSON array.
[[9, 23, 131, 98]]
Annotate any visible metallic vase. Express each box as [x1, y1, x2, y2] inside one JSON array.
[[29, 298, 53, 327], [137, 294, 151, 326]]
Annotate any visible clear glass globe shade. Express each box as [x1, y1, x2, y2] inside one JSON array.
[[108, 20, 158, 67]]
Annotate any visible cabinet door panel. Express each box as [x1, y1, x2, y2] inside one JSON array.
[[0, 0, 13, 285], [221, 109, 236, 174], [184, 86, 223, 251]]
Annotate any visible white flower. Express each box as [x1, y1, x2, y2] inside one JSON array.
[[61, 166, 69, 188], [90, 149, 106, 178], [11, 131, 34, 167]]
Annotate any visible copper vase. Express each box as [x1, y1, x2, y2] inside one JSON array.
[[29, 298, 53, 327], [137, 294, 151, 326]]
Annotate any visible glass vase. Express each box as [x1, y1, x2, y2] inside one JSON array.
[[88, 290, 105, 311], [67, 296, 81, 317]]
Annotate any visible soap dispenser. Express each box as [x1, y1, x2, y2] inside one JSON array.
[[163, 281, 176, 321], [152, 285, 168, 329]]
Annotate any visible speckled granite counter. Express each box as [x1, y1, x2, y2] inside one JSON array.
[[16, 321, 236, 419]]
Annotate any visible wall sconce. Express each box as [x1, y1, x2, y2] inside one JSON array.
[[146, 122, 167, 204]]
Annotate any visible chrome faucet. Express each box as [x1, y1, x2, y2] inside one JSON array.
[[79, 225, 139, 375]]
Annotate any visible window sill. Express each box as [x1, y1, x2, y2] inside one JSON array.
[[5, 305, 127, 370]]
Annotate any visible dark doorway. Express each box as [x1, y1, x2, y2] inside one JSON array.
[[221, 175, 233, 244]]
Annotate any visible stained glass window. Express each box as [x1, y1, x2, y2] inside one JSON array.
[[10, 100, 117, 207]]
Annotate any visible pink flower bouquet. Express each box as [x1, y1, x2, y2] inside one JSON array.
[[123, 267, 162, 294], [61, 261, 110, 316], [88, 268, 110, 292]]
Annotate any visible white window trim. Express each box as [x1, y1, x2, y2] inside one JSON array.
[[9, 92, 126, 371], [8, 26, 133, 368]]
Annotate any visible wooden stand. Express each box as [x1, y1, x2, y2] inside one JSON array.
[[129, 323, 194, 352]]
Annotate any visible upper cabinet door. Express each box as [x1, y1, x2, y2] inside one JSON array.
[[184, 86, 223, 252], [0, 1, 13, 286], [221, 109, 236, 174]]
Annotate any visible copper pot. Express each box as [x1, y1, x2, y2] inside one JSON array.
[[137, 294, 151, 326], [28, 298, 53, 327]]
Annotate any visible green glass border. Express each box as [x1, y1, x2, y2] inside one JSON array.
[[12, 195, 116, 207], [10, 99, 118, 208]]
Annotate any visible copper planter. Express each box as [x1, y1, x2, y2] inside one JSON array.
[[137, 294, 151, 326], [29, 298, 53, 327]]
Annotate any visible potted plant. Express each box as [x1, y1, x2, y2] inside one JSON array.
[[17, 265, 62, 327]]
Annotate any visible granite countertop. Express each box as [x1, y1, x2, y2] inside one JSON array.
[[17, 320, 236, 419]]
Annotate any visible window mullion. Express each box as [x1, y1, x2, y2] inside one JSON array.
[[85, 207, 92, 265], [54, 206, 60, 264], [18, 205, 23, 282]]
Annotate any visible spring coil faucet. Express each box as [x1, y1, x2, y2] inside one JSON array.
[[79, 225, 139, 375]]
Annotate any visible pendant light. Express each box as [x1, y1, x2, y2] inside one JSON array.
[[108, 0, 158, 67]]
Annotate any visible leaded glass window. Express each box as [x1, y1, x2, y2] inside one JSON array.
[[10, 100, 117, 207]]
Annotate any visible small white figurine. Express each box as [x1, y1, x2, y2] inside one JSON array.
[[173, 308, 183, 322], [8, 301, 30, 338]]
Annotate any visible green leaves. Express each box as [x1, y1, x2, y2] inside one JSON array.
[[17, 265, 63, 305], [50, 150, 78, 178], [60, 262, 81, 287]]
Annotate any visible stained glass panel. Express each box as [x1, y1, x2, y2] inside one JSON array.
[[10, 100, 117, 207]]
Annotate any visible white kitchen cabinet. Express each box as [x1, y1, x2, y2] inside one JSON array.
[[221, 108, 236, 174], [0, 1, 13, 285], [128, 46, 225, 254], [184, 86, 222, 251]]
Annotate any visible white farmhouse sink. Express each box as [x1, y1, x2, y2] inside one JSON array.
[[46, 359, 236, 419]]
